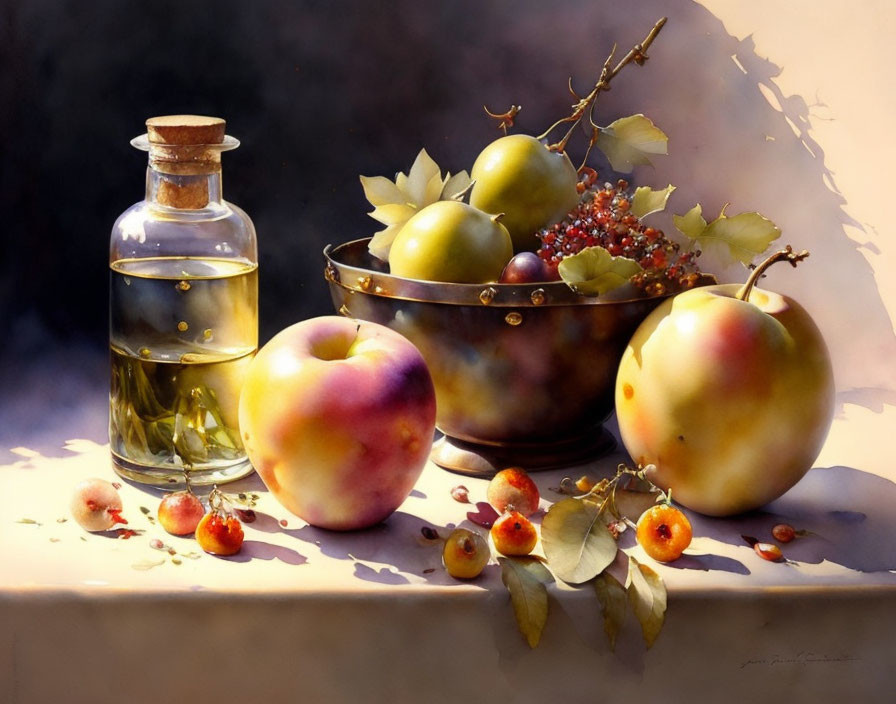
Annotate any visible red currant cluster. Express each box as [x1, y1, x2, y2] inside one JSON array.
[[536, 179, 701, 295]]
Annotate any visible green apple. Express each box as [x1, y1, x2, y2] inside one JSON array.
[[470, 134, 579, 252], [615, 247, 835, 516], [388, 200, 513, 283]]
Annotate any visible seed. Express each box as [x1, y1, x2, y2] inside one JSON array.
[[772, 523, 796, 543], [235, 509, 256, 523], [420, 526, 439, 541], [754, 542, 784, 562], [450, 485, 470, 503]]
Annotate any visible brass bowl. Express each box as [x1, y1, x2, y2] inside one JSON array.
[[324, 238, 701, 476]]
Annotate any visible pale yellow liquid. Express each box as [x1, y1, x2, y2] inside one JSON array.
[[109, 257, 257, 482]]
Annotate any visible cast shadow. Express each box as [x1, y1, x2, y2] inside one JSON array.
[[286, 510, 495, 587], [224, 539, 308, 566], [548, 1, 896, 404], [691, 465, 896, 575]]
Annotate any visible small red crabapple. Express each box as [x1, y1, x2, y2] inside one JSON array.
[[157, 491, 205, 535], [487, 467, 540, 517]]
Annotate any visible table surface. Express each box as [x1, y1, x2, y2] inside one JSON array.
[[3, 399, 896, 704], [4, 403, 896, 597]]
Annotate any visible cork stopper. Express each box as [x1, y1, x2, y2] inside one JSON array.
[[146, 115, 226, 146], [139, 115, 234, 208]]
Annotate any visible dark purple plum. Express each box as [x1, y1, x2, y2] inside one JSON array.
[[499, 251, 549, 284]]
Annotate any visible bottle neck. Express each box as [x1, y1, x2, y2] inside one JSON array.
[[146, 164, 223, 210]]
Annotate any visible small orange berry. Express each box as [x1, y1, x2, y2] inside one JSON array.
[[490, 511, 538, 556], [636, 503, 692, 562], [196, 511, 244, 556]]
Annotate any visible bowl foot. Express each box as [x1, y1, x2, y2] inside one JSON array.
[[430, 428, 616, 477]]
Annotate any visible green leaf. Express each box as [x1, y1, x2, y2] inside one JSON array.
[[558, 247, 643, 296], [541, 498, 618, 584], [672, 203, 707, 240], [627, 557, 667, 648], [631, 184, 676, 219], [594, 571, 627, 651], [595, 114, 668, 173], [498, 556, 552, 648], [675, 204, 781, 266], [700, 210, 781, 265]]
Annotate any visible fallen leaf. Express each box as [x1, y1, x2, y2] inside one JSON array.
[[594, 571, 628, 651], [627, 556, 667, 648], [541, 498, 617, 584], [499, 556, 552, 648]]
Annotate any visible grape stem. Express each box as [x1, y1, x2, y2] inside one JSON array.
[[537, 16, 667, 171], [736, 245, 810, 302]]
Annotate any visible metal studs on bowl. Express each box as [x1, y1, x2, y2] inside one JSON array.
[[324, 264, 339, 283], [530, 288, 546, 306], [505, 311, 523, 326], [338, 304, 351, 317], [357, 275, 373, 291], [479, 287, 497, 305]]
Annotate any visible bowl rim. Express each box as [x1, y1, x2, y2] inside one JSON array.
[[324, 238, 709, 308]]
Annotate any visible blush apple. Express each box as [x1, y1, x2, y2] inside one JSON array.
[[615, 247, 835, 516], [238, 316, 436, 530]]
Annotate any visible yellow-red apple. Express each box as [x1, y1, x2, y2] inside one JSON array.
[[615, 248, 835, 516], [238, 316, 436, 530]]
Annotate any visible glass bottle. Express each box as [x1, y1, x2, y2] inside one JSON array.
[[109, 115, 257, 486]]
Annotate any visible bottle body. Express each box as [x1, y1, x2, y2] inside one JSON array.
[[110, 121, 257, 486]]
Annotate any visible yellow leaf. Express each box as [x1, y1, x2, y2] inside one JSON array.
[[359, 175, 405, 207], [541, 497, 618, 583], [405, 148, 442, 206], [595, 114, 668, 173], [631, 184, 675, 219], [499, 556, 552, 648], [594, 571, 627, 651], [441, 171, 472, 200], [699, 211, 781, 265], [673, 204, 707, 240], [558, 246, 643, 297], [627, 556, 667, 648], [367, 225, 402, 261], [369, 203, 417, 227]]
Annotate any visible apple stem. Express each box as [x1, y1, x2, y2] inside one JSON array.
[[736, 246, 810, 302]]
